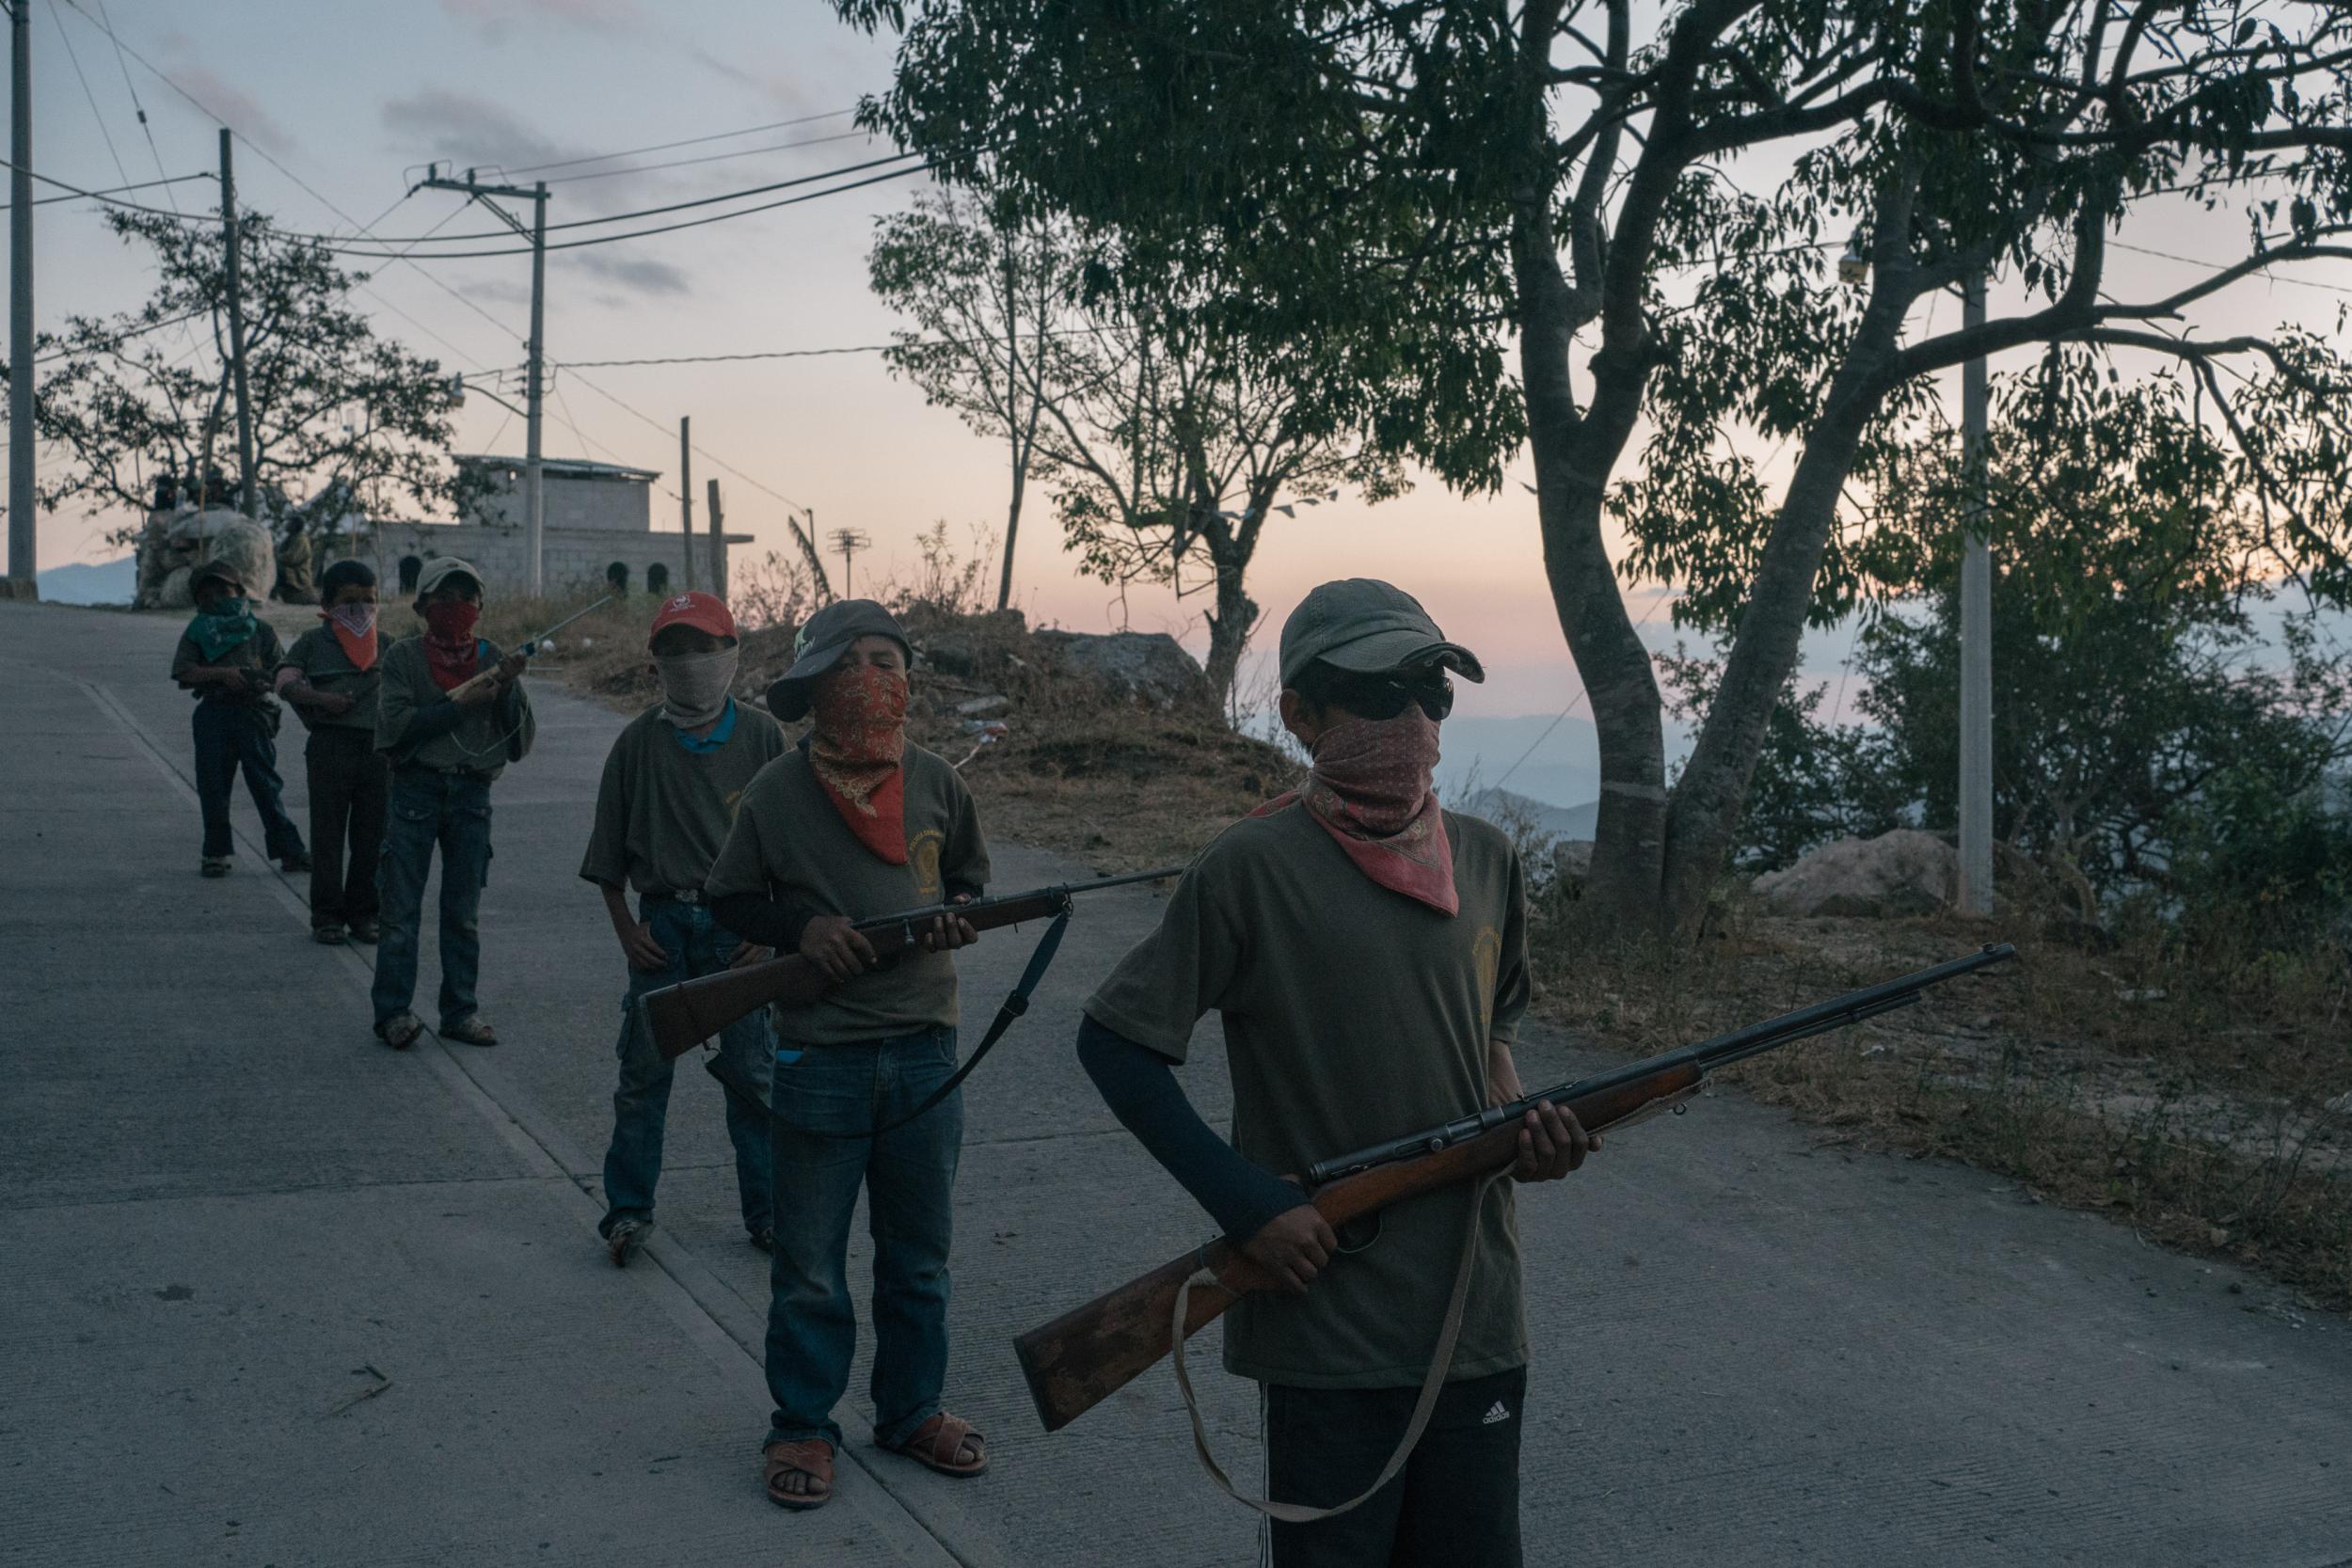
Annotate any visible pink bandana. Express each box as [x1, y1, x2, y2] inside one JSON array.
[[1254, 709, 1457, 915]]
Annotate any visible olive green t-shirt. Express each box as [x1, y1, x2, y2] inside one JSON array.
[[703, 742, 991, 1046], [374, 634, 536, 780], [277, 626, 381, 734], [579, 701, 787, 900], [171, 621, 284, 709], [1084, 801, 1533, 1390]]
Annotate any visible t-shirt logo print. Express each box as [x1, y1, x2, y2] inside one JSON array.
[[907, 828, 946, 903]]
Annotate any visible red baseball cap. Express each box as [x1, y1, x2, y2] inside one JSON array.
[[647, 590, 737, 648]]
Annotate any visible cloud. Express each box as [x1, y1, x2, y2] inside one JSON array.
[[438, 0, 640, 39], [160, 62, 297, 158], [561, 250, 691, 298], [380, 88, 579, 176], [689, 47, 824, 116]]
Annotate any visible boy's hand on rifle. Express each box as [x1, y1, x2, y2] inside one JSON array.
[[453, 675, 500, 707], [801, 914, 878, 981], [497, 650, 529, 683], [916, 893, 978, 953], [1512, 1101, 1597, 1183], [727, 942, 772, 970], [617, 919, 670, 973], [1243, 1202, 1338, 1295]]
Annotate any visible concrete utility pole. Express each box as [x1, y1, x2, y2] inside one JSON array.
[[1958, 270, 1994, 915], [705, 477, 725, 602], [7, 0, 37, 596], [417, 166, 548, 594], [219, 130, 257, 519], [677, 416, 693, 594]]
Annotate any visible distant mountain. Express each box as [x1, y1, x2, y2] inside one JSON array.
[[1451, 785, 1597, 842], [37, 556, 135, 605], [1437, 713, 1600, 809]]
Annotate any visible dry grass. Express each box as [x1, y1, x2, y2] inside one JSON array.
[[1526, 888, 2352, 1312]]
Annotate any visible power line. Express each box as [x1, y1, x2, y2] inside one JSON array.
[[2108, 238, 2352, 296], [43, 0, 130, 185], [543, 126, 877, 185], [0, 170, 208, 211], [560, 370, 811, 515], [497, 107, 857, 178]]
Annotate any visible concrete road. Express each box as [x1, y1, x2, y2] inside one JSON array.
[[4, 599, 2347, 1568]]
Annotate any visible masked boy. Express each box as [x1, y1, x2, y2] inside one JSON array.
[[1077, 578, 1597, 1568], [704, 598, 992, 1512], [275, 558, 389, 944], [171, 558, 310, 879], [371, 557, 534, 1051], [580, 592, 786, 1267]]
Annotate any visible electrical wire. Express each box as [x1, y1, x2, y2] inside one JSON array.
[[497, 107, 858, 178], [42, 0, 130, 186], [543, 126, 877, 185], [0, 170, 209, 211]]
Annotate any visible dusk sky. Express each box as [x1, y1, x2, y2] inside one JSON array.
[[12, 0, 2348, 734]]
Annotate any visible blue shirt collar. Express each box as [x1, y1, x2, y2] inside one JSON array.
[[671, 697, 738, 753]]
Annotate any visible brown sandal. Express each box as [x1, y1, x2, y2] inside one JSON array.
[[439, 1016, 499, 1047], [763, 1438, 834, 1510], [881, 1412, 987, 1478]]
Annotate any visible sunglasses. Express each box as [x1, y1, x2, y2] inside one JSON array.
[[1347, 670, 1455, 722]]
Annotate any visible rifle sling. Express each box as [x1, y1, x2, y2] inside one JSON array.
[[706, 907, 1073, 1141], [1167, 1170, 1501, 1524]]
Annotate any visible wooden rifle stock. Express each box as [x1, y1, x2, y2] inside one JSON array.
[[644, 891, 1064, 1059], [1009, 1063, 1701, 1433]]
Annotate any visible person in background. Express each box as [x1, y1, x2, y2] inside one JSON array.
[[580, 591, 787, 1268], [1077, 578, 1596, 1568], [171, 558, 310, 879], [371, 557, 534, 1051], [275, 559, 389, 945], [704, 598, 992, 1513]]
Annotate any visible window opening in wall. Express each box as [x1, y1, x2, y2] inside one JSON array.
[[397, 555, 422, 594], [606, 561, 630, 595], [645, 562, 670, 596]]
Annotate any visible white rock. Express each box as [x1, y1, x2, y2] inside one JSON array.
[[1752, 830, 1959, 918]]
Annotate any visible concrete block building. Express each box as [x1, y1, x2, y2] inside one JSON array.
[[349, 454, 750, 602]]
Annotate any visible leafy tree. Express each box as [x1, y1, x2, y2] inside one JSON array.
[[870, 189, 1067, 610], [27, 208, 466, 546], [831, 0, 2352, 933]]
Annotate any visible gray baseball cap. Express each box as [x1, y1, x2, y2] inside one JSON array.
[[766, 598, 913, 721], [412, 556, 484, 603], [1278, 578, 1485, 688], [190, 558, 247, 595]]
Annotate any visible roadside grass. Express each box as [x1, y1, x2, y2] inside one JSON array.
[[1526, 887, 2352, 1312]]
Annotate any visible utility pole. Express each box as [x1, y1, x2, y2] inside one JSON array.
[[1958, 270, 1994, 915], [677, 416, 693, 594], [219, 130, 257, 519], [705, 478, 725, 602], [7, 0, 36, 596], [417, 166, 548, 594], [831, 527, 869, 599]]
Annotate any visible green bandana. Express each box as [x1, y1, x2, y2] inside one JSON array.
[[186, 597, 258, 662]]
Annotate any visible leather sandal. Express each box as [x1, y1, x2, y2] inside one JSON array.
[[763, 1438, 834, 1511], [880, 1412, 987, 1478], [375, 1013, 423, 1051]]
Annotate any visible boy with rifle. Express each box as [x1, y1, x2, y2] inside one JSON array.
[[1076, 578, 1596, 1568], [171, 557, 310, 879], [580, 591, 786, 1268], [703, 598, 991, 1512], [371, 557, 534, 1051], [275, 558, 389, 944]]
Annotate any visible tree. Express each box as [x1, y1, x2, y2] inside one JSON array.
[[872, 191, 1402, 704], [832, 0, 2352, 933], [870, 188, 1067, 610], [28, 208, 467, 546]]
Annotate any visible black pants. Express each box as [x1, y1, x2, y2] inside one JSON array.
[[1263, 1365, 1527, 1568], [191, 700, 305, 862], [305, 726, 388, 926]]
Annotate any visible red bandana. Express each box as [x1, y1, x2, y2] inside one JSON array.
[[323, 603, 379, 672], [1254, 709, 1457, 915], [810, 664, 910, 864], [422, 602, 483, 692]]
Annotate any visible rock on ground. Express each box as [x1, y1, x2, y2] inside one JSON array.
[[1753, 828, 1958, 917], [1031, 628, 1210, 708], [141, 510, 276, 609]]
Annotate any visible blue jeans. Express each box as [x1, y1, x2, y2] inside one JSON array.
[[372, 768, 492, 1031], [765, 1026, 963, 1451], [191, 700, 305, 862], [600, 897, 775, 1241]]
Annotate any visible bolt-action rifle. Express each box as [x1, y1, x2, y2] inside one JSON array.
[[1011, 942, 2019, 1433], [642, 866, 1185, 1059], [442, 594, 615, 705]]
